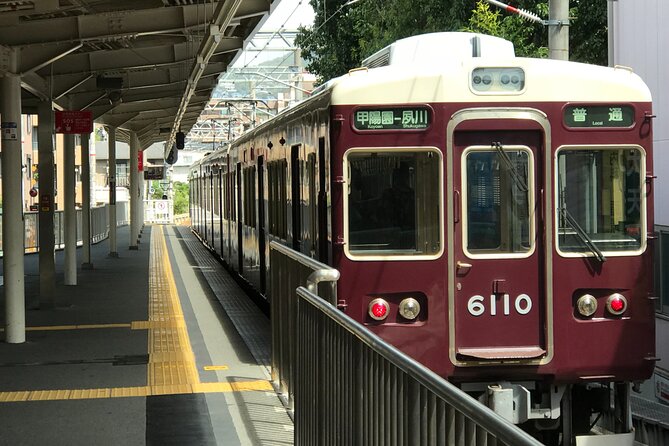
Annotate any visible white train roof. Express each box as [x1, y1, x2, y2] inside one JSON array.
[[327, 33, 651, 105]]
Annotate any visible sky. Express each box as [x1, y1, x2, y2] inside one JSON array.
[[263, 0, 315, 29], [230, 0, 315, 68]]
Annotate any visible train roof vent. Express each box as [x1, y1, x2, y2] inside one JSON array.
[[361, 32, 515, 68]]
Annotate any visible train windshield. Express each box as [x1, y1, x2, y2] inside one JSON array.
[[557, 146, 644, 255], [346, 149, 441, 257]]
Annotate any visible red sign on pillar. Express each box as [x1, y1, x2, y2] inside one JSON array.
[[138, 151, 144, 172], [55, 110, 93, 134]]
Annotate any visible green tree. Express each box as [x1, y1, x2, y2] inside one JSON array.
[[149, 181, 164, 200], [297, 0, 607, 83], [173, 182, 189, 215]]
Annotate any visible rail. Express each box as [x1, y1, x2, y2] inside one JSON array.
[[269, 241, 340, 411], [294, 286, 544, 446], [0, 202, 129, 255]]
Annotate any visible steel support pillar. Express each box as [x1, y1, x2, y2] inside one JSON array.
[[548, 0, 569, 61], [81, 132, 93, 269], [63, 132, 77, 285], [37, 101, 56, 307], [1, 49, 25, 343], [129, 132, 139, 250], [108, 126, 118, 257]]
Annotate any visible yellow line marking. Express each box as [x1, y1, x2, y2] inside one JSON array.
[[0, 226, 276, 404], [0, 323, 132, 332], [203, 365, 229, 371], [0, 380, 271, 403]]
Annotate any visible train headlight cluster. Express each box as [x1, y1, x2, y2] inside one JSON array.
[[576, 294, 598, 317], [576, 292, 629, 318], [368, 297, 423, 322], [471, 67, 525, 93]]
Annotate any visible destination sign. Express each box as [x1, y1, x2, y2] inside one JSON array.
[[564, 105, 635, 128], [353, 107, 430, 130]]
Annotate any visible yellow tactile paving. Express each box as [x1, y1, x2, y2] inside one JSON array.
[[0, 225, 275, 404], [146, 226, 200, 386]]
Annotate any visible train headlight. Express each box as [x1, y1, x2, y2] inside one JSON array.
[[606, 293, 627, 315], [398, 298, 421, 321], [576, 294, 598, 317], [368, 298, 389, 321]]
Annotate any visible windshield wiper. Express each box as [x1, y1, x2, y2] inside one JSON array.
[[559, 206, 606, 262], [493, 142, 528, 192]]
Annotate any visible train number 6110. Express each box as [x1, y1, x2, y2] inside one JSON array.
[[467, 294, 533, 317]]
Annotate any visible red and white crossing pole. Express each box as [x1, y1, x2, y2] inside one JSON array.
[[483, 0, 569, 60]]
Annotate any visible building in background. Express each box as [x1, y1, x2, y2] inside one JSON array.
[[610, 0, 669, 405]]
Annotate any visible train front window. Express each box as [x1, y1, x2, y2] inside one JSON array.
[[463, 146, 534, 256], [557, 146, 645, 255], [345, 149, 441, 258]]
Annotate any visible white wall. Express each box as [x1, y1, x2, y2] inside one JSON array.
[[611, 0, 669, 225]]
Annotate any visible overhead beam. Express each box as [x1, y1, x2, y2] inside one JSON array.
[[168, 0, 243, 153], [0, 3, 253, 46]]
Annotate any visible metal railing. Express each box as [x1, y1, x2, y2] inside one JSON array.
[[293, 286, 544, 446], [0, 202, 130, 255], [270, 241, 340, 411]]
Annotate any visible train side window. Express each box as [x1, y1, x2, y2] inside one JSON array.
[[344, 148, 442, 258], [464, 146, 533, 256], [556, 146, 645, 256], [656, 227, 669, 315]]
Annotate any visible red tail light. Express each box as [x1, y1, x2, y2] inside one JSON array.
[[369, 298, 389, 321], [606, 293, 627, 315]]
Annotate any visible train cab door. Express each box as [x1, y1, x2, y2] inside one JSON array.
[[291, 145, 302, 251], [450, 112, 551, 366], [258, 156, 266, 294], [237, 162, 243, 273]]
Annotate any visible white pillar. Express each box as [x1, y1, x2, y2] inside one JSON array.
[[81, 132, 92, 269], [139, 153, 145, 236], [129, 132, 139, 250], [1, 48, 26, 343], [37, 101, 56, 306], [108, 126, 118, 257], [548, 0, 569, 61], [63, 132, 77, 285]]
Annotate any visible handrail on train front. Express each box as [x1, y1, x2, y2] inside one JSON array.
[[269, 240, 340, 413]]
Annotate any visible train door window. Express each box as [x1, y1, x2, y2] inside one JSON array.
[[291, 145, 302, 249], [268, 162, 275, 234], [344, 148, 442, 258], [463, 146, 534, 256], [280, 159, 288, 239], [308, 153, 317, 255], [231, 170, 237, 221], [243, 166, 257, 227], [556, 146, 645, 256]]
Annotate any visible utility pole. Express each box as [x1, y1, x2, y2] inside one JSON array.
[[548, 0, 569, 61]]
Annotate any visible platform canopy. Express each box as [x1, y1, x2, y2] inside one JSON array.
[[0, 0, 275, 147]]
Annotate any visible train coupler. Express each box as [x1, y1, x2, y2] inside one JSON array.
[[482, 382, 565, 425]]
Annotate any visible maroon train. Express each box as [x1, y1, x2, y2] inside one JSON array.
[[190, 33, 655, 445]]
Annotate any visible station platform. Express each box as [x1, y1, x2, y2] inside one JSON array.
[[0, 225, 292, 445]]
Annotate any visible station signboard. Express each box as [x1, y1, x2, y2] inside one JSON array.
[[55, 110, 93, 134], [144, 166, 164, 180]]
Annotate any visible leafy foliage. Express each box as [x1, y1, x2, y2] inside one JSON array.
[[173, 182, 189, 215], [297, 0, 607, 83]]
